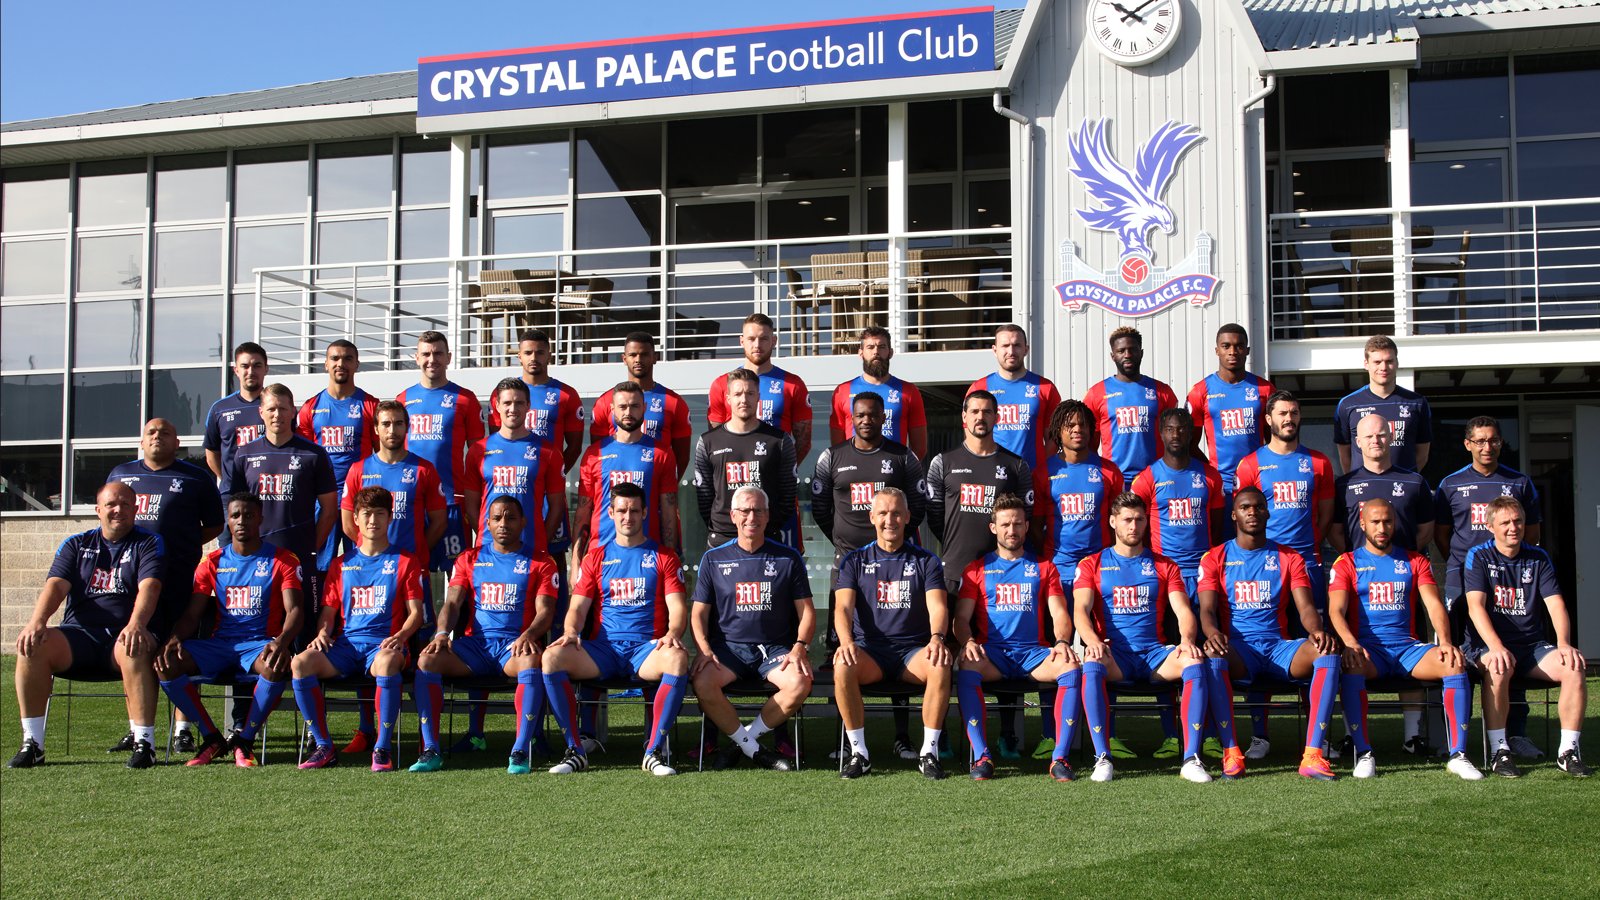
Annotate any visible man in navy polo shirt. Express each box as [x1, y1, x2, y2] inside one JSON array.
[[691, 486, 813, 772], [204, 342, 269, 485], [1331, 414, 1434, 556], [1334, 335, 1432, 473], [9, 482, 166, 769]]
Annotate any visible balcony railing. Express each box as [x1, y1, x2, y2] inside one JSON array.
[[1268, 197, 1600, 340], [252, 228, 1015, 372]]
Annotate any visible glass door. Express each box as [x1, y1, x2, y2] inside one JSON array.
[[1410, 150, 1511, 333]]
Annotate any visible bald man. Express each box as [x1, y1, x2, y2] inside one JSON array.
[[9, 482, 167, 769]]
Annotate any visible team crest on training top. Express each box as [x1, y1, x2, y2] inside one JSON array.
[[1057, 119, 1219, 317], [255, 559, 271, 577]]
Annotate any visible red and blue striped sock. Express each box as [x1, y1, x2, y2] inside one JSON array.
[[159, 675, 218, 738], [374, 675, 402, 750], [1039, 684, 1059, 740], [1081, 661, 1111, 757], [1203, 658, 1238, 750], [292, 676, 330, 747], [542, 671, 582, 751], [646, 673, 687, 756], [956, 670, 989, 759], [355, 683, 376, 736], [512, 669, 545, 755], [1304, 655, 1340, 751], [1443, 673, 1471, 756], [1180, 665, 1208, 759], [1340, 672, 1371, 754], [1053, 670, 1082, 761], [466, 689, 489, 736], [413, 670, 443, 752], [238, 677, 287, 742]]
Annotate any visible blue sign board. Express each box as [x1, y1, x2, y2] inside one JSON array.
[[418, 7, 995, 118]]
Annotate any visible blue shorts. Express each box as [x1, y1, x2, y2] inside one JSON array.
[[988, 644, 1053, 679], [453, 634, 517, 677], [710, 638, 791, 681], [1464, 639, 1556, 679], [1110, 642, 1176, 682], [1179, 570, 1199, 603], [186, 636, 271, 680], [860, 640, 928, 680], [323, 636, 404, 678], [57, 623, 120, 681], [429, 505, 468, 572], [1234, 636, 1307, 683], [586, 635, 656, 681], [1368, 638, 1436, 679]]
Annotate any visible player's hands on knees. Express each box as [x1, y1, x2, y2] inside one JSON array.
[[926, 636, 952, 669], [1555, 644, 1586, 672], [1342, 644, 1370, 671], [692, 652, 722, 677], [378, 635, 405, 653], [261, 638, 291, 673], [1308, 630, 1341, 656], [1436, 642, 1463, 669], [117, 623, 154, 658], [657, 633, 685, 652], [1202, 634, 1229, 658], [159, 635, 184, 668], [1482, 647, 1513, 677], [424, 633, 451, 657], [1080, 638, 1107, 663], [961, 638, 986, 664], [833, 642, 859, 668], [1177, 640, 1202, 661], [509, 635, 542, 660], [16, 623, 47, 657], [307, 632, 334, 653], [1048, 642, 1078, 666], [549, 631, 582, 651], [783, 644, 811, 677]]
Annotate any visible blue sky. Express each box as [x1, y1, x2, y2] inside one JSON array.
[[1, 0, 1025, 123]]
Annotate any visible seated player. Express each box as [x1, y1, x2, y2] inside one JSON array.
[[833, 487, 953, 781], [1328, 498, 1483, 780], [1196, 487, 1344, 781], [541, 482, 690, 777], [690, 486, 813, 772], [155, 493, 304, 767], [410, 496, 559, 774], [952, 494, 1081, 782], [1073, 492, 1212, 784], [290, 487, 427, 772], [9, 482, 164, 770], [1462, 497, 1589, 777]]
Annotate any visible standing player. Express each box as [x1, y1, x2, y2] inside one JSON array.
[[951, 495, 1081, 781], [295, 340, 379, 574], [463, 379, 567, 559], [1186, 323, 1273, 522], [342, 401, 448, 565], [1082, 326, 1179, 487], [1334, 335, 1432, 473], [291, 487, 427, 771], [8, 483, 164, 769], [1073, 492, 1213, 783], [204, 341, 270, 486], [968, 325, 1061, 470], [223, 384, 338, 641], [490, 329, 585, 468], [690, 486, 813, 771], [155, 493, 304, 767], [1327, 499, 1482, 780], [833, 488, 952, 780], [1462, 497, 1589, 777], [590, 332, 692, 479], [1130, 408, 1225, 598], [411, 496, 559, 774], [1196, 488, 1344, 781], [829, 325, 928, 459], [575, 382, 680, 557], [542, 483, 690, 777], [397, 330, 486, 572], [692, 368, 797, 548]]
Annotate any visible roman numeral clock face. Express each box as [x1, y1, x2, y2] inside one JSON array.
[[1088, 0, 1183, 67]]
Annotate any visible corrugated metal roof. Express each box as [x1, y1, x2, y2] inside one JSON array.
[[1243, 0, 1600, 51], [994, 7, 1027, 64]]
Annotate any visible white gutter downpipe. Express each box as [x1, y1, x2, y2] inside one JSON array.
[[1238, 75, 1276, 374], [993, 90, 1034, 349]]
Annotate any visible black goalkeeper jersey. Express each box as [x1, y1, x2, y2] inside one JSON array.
[[925, 444, 1033, 589], [812, 438, 926, 554], [691, 421, 797, 544]]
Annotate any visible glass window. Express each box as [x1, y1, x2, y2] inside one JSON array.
[[76, 233, 144, 293], [72, 446, 140, 506], [962, 97, 1010, 170], [151, 295, 224, 365], [150, 367, 220, 435], [1, 373, 64, 440], [401, 137, 451, 205], [74, 298, 142, 367], [576, 123, 662, 193], [235, 223, 305, 283], [487, 131, 570, 200], [231, 291, 260, 351], [1, 238, 65, 296], [1288, 157, 1389, 214], [155, 153, 227, 222], [76, 159, 147, 228], [73, 371, 142, 438], [1284, 72, 1389, 150], [967, 179, 1012, 240], [768, 195, 850, 240], [1410, 60, 1509, 143], [1515, 53, 1600, 138], [860, 106, 888, 177], [316, 140, 394, 212], [865, 183, 953, 233], [2, 165, 70, 233], [1516, 138, 1600, 221], [576, 196, 659, 269], [0, 303, 65, 370], [667, 116, 756, 188], [316, 218, 389, 272], [490, 212, 564, 269], [764, 108, 856, 182], [0, 443, 62, 511], [155, 228, 222, 288], [234, 146, 308, 218], [400, 208, 449, 281], [909, 100, 958, 173]]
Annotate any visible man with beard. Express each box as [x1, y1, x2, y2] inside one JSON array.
[[1083, 326, 1179, 487], [1186, 324, 1274, 526], [829, 326, 927, 459], [575, 382, 681, 557], [693, 368, 796, 549], [590, 332, 691, 479]]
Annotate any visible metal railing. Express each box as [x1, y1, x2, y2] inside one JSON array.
[[1267, 197, 1600, 340], [253, 228, 1015, 372]]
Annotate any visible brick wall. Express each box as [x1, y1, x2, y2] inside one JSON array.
[[1, 516, 95, 648]]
